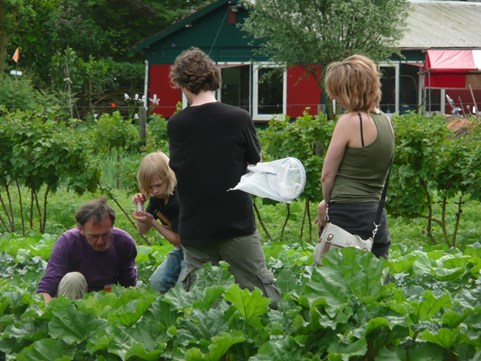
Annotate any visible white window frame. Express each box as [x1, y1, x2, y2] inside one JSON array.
[[216, 62, 252, 111], [182, 61, 253, 110], [253, 63, 287, 121], [181, 62, 287, 122], [378, 62, 400, 115]]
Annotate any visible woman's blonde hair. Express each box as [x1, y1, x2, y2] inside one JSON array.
[[324, 54, 381, 113], [137, 151, 176, 198]]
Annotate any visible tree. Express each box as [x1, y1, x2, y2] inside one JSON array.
[[2, 0, 214, 117], [240, 0, 410, 91], [0, 0, 46, 76]]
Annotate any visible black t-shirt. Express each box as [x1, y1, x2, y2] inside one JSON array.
[[145, 191, 180, 233], [167, 102, 261, 245]]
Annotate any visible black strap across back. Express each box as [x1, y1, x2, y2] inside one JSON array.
[[358, 111, 365, 147]]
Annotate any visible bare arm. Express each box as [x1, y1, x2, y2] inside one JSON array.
[[149, 216, 181, 248], [133, 210, 181, 248], [316, 115, 352, 230], [321, 116, 351, 202]]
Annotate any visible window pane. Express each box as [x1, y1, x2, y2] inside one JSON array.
[[257, 68, 283, 114], [380, 66, 395, 113], [221, 66, 250, 112], [426, 89, 441, 113], [400, 64, 419, 114]]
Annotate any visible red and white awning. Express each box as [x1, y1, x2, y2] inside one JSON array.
[[424, 50, 481, 89]]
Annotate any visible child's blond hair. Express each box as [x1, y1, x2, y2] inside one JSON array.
[[137, 151, 176, 198]]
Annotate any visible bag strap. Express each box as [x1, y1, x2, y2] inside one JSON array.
[[370, 155, 393, 239], [358, 112, 365, 147], [325, 156, 394, 240], [155, 210, 172, 228], [371, 113, 395, 238]]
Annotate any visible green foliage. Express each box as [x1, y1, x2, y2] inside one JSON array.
[[97, 153, 140, 193], [93, 111, 140, 153], [2, 0, 215, 117], [63, 52, 116, 105], [257, 111, 332, 242], [389, 112, 481, 246], [49, 48, 145, 117], [240, 0, 410, 88], [259, 111, 332, 202], [389, 112, 449, 218], [0, 74, 75, 123], [2, 233, 481, 360], [0, 75, 38, 111], [0, 109, 100, 233], [146, 114, 169, 153]]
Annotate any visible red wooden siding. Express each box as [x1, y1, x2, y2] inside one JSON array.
[[149, 63, 323, 119], [149, 64, 181, 117], [286, 65, 322, 117]]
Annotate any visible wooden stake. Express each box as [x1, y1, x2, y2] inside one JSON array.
[[468, 84, 479, 118], [458, 96, 466, 117]]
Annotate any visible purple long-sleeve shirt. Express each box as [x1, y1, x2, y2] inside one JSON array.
[[37, 227, 137, 297]]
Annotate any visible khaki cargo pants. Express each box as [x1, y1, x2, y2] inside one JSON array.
[[180, 230, 281, 306], [57, 272, 88, 299]]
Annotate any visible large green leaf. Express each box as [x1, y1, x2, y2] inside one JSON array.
[[184, 331, 245, 361], [417, 290, 452, 322], [48, 303, 108, 345], [16, 338, 73, 361], [250, 336, 315, 361], [421, 327, 459, 350], [224, 284, 270, 323], [176, 305, 230, 347], [303, 248, 388, 308], [104, 323, 152, 360]]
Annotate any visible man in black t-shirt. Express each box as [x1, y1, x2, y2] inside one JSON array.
[[167, 47, 280, 306]]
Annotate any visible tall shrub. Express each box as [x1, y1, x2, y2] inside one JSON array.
[[0, 109, 100, 234], [259, 111, 333, 242], [389, 112, 481, 246]]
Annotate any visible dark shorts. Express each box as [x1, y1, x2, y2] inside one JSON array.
[[328, 202, 391, 259]]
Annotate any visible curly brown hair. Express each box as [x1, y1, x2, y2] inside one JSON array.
[[169, 47, 221, 94], [324, 54, 382, 113]]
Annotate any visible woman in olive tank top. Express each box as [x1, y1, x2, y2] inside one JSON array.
[[316, 54, 395, 259]]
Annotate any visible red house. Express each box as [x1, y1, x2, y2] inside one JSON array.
[[132, 0, 321, 122], [133, 0, 481, 120]]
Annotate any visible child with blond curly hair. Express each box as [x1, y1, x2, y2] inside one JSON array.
[[133, 151, 183, 293]]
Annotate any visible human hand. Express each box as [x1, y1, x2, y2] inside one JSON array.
[[133, 210, 154, 224], [315, 200, 328, 233], [132, 193, 145, 211], [41, 292, 53, 303]]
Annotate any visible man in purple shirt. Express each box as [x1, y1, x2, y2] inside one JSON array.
[[37, 197, 137, 303]]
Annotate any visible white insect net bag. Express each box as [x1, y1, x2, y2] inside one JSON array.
[[229, 157, 306, 203]]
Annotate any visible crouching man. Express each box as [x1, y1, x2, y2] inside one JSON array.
[[37, 197, 137, 303]]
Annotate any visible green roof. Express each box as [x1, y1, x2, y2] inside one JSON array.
[[131, 0, 267, 63]]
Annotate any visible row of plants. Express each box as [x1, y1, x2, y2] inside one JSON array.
[[2, 107, 481, 247], [0, 106, 168, 236], [2, 107, 481, 248], [1, 231, 480, 360], [256, 111, 481, 247], [1, 107, 481, 359]]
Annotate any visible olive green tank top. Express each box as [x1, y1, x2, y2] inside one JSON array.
[[330, 112, 394, 203]]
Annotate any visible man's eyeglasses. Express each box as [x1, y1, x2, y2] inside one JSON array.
[[85, 232, 111, 242]]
